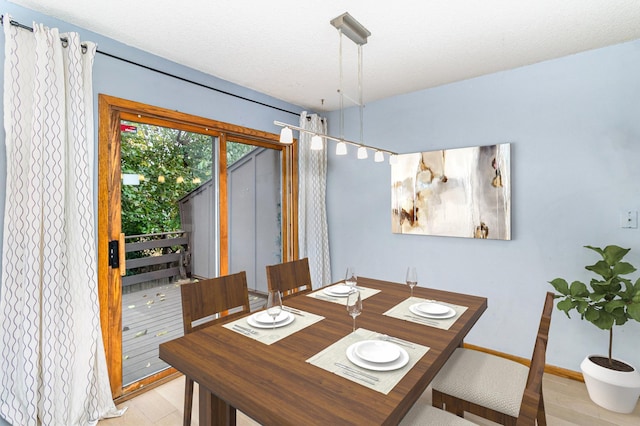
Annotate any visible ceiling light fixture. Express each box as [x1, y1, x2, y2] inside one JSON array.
[[357, 146, 368, 159], [274, 12, 397, 162], [279, 126, 293, 144], [310, 134, 323, 150]]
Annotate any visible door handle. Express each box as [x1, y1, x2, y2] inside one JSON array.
[[119, 233, 126, 276], [108, 233, 126, 276]]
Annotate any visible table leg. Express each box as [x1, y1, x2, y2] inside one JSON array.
[[199, 386, 236, 426]]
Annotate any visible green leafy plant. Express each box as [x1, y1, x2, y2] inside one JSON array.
[[549, 245, 640, 368]]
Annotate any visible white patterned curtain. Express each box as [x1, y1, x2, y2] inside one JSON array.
[[0, 16, 122, 425], [298, 112, 331, 288]]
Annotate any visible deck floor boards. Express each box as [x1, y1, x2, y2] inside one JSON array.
[[122, 280, 266, 385]]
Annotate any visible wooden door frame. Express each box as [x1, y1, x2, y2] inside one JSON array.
[[97, 94, 297, 398]]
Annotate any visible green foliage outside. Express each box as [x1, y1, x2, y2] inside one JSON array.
[[120, 122, 254, 236]]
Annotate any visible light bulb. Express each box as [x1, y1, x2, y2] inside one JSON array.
[[357, 146, 368, 159], [279, 126, 293, 144], [389, 155, 398, 165], [335, 141, 347, 155], [310, 135, 323, 150], [374, 151, 384, 162]]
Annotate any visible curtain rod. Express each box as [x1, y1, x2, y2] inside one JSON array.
[[1, 16, 301, 117]]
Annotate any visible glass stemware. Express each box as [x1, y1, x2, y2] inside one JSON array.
[[345, 266, 357, 289], [346, 290, 362, 332], [406, 266, 418, 298], [266, 290, 283, 329]]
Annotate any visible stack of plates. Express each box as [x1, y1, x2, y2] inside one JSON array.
[[247, 310, 295, 328], [323, 284, 354, 297], [409, 302, 456, 319], [346, 340, 409, 371]]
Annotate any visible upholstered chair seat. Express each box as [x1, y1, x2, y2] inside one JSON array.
[[431, 348, 529, 418]]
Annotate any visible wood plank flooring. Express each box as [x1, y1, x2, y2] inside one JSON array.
[[122, 281, 266, 385], [99, 372, 640, 425]]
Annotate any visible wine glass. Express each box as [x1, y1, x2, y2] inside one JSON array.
[[406, 267, 418, 298], [346, 290, 362, 332], [266, 290, 283, 329], [345, 267, 357, 289]]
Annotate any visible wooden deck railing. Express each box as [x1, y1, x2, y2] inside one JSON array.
[[123, 231, 189, 288]]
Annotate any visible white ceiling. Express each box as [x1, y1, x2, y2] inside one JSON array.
[[8, 0, 640, 111]]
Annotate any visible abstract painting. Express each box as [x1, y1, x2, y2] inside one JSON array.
[[391, 143, 511, 240]]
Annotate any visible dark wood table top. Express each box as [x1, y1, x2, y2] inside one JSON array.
[[159, 276, 487, 425]]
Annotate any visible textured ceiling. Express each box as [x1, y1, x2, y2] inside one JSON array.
[[7, 0, 640, 111]]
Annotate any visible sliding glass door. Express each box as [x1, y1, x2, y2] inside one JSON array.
[[98, 94, 297, 399]]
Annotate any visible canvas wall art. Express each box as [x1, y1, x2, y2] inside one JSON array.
[[391, 143, 511, 240]]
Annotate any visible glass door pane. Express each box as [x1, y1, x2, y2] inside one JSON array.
[[120, 121, 214, 385], [226, 140, 282, 294]]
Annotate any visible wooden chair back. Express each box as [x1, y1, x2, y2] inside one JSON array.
[[515, 291, 554, 426], [265, 258, 313, 300], [180, 271, 251, 334], [179, 272, 248, 426]]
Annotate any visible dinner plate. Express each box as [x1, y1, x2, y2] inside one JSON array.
[[346, 342, 409, 371], [354, 340, 401, 364], [253, 310, 289, 324], [247, 311, 295, 328], [409, 303, 456, 319], [323, 284, 354, 297], [415, 302, 450, 316]]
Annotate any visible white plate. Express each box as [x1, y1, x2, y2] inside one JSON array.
[[415, 302, 450, 316], [247, 311, 294, 328], [354, 340, 401, 364], [323, 284, 354, 297], [409, 303, 456, 319], [346, 342, 409, 371], [253, 310, 288, 324]]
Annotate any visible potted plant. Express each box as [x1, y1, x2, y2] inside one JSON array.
[[549, 245, 640, 413]]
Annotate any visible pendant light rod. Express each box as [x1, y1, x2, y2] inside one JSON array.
[[273, 121, 397, 156]]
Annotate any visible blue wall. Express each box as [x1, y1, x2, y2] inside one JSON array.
[[327, 38, 640, 372]]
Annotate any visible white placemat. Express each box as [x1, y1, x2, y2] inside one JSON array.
[[307, 283, 381, 305], [306, 328, 429, 394], [383, 297, 467, 330], [223, 307, 324, 345]]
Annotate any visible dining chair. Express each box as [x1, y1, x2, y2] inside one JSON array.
[[425, 291, 554, 426], [265, 257, 313, 300], [180, 271, 251, 426], [401, 291, 554, 425]]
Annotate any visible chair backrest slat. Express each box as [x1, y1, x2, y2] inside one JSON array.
[[516, 291, 554, 425], [266, 258, 312, 299], [180, 271, 250, 334]]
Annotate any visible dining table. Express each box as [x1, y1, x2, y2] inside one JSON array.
[[159, 276, 487, 425]]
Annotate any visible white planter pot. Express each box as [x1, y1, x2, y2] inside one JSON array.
[[580, 355, 640, 414]]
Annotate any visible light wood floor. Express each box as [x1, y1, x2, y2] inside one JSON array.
[[99, 373, 640, 425]]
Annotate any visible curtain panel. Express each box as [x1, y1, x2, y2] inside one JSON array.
[[0, 16, 121, 425], [298, 112, 331, 288]]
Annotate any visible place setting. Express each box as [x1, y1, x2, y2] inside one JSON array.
[[382, 267, 468, 329], [307, 267, 381, 305], [307, 295, 429, 394], [224, 290, 324, 345], [307, 327, 429, 394]]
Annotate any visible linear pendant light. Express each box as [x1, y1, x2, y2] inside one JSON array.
[[274, 12, 397, 163]]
